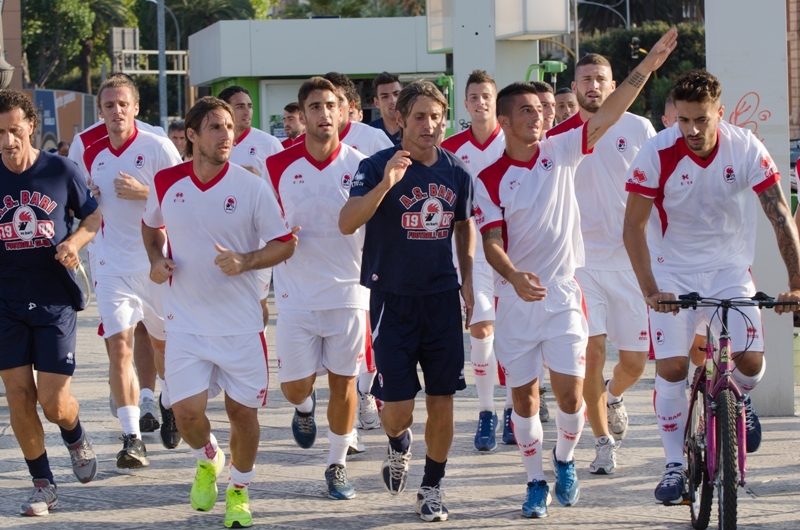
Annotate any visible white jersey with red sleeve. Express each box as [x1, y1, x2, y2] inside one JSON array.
[[340, 120, 393, 156], [547, 112, 655, 270], [229, 127, 283, 179], [473, 122, 592, 294], [267, 142, 369, 311], [143, 161, 292, 335], [441, 123, 506, 179], [83, 127, 182, 277], [625, 120, 780, 274]]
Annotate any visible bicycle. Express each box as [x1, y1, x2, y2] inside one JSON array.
[[658, 292, 794, 530]]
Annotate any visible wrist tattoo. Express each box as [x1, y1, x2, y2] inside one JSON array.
[[627, 71, 647, 89]]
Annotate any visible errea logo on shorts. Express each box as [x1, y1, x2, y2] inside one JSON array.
[[224, 196, 237, 213]]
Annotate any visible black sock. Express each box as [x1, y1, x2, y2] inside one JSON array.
[[388, 429, 410, 453], [25, 452, 55, 485], [59, 419, 83, 446], [421, 455, 446, 488]]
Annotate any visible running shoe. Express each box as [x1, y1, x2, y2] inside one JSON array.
[[224, 486, 253, 528], [116, 433, 149, 469], [159, 392, 182, 449], [743, 394, 762, 453], [381, 430, 412, 495], [550, 448, 580, 506], [191, 448, 226, 511], [522, 480, 551, 518], [654, 462, 686, 505], [64, 427, 98, 483], [356, 389, 381, 430], [539, 387, 550, 422], [325, 464, 356, 500], [20, 479, 58, 516], [473, 410, 498, 452], [347, 429, 365, 456], [415, 485, 448, 522], [607, 397, 629, 441], [139, 395, 160, 433], [588, 435, 619, 475], [502, 407, 516, 445], [291, 389, 317, 449]]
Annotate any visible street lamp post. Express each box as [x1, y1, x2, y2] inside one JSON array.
[[146, 0, 181, 117], [0, 0, 15, 89]]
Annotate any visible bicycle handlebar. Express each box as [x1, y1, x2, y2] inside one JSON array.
[[656, 291, 797, 310]]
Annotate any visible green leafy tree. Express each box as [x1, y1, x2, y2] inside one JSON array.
[[79, 0, 134, 94], [578, 0, 703, 34]]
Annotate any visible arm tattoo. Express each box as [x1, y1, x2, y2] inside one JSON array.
[[585, 125, 603, 147], [627, 71, 648, 89], [759, 184, 800, 287], [482, 226, 503, 244]]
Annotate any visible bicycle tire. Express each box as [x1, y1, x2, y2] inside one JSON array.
[[717, 388, 738, 530], [686, 376, 712, 529]]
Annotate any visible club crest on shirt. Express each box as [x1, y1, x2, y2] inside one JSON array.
[[249, 146, 257, 157], [134, 154, 145, 169], [540, 157, 553, 171], [724, 165, 736, 183], [422, 198, 444, 232], [224, 196, 237, 213], [616, 137, 627, 152], [341, 173, 352, 189], [13, 206, 37, 241]]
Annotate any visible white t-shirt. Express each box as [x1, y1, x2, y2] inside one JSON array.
[[625, 120, 780, 274], [229, 127, 283, 179], [82, 127, 182, 277], [142, 161, 292, 335], [547, 112, 655, 270], [340, 120, 393, 156], [473, 123, 591, 295], [267, 141, 369, 311]]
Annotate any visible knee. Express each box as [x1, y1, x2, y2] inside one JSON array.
[[621, 356, 647, 379], [556, 393, 582, 414], [733, 352, 763, 376], [226, 404, 258, 428], [469, 321, 493, 340], [5, 384, 38, 410], [656, 358, 688, 383], [280, 382, 312, 406], [107, 336, 133, 364], [585, 339, 606, 365], [172, 403, 204, 429], [39, 395, 69, 424], [426, 395, 453, 418]]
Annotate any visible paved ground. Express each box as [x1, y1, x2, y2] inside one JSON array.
[[1, 294, 799, 529]]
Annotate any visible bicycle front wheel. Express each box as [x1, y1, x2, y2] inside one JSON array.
[[686, 378, 712, 529], [717, 388, 738, 530]]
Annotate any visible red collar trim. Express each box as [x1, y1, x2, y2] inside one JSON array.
[[234, 127, 251, 146], [681, 129, 720, 168], [467, 122, 501, 151], [339, 120, 352, 141], [502, 147, 539, 170], [302, 141, 341, 171], [189, 161, 229, 191], [107, 126, 138, 157]]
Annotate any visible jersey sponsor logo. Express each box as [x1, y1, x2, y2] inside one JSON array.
[[249, 146, 257, 157], [630, 168, 647, 183], [680, 174, 693, 187], [174, 192, 185, 203], [509, 179, 519, 190], [616, 137, 627, 152], [352, 171, 365, 188], [341, 173, 352, 189], [134, 154, 145, 169], [654, 329, 665, 345], [224, 196, 237, 213], [724, 165, 736, 183], [461, 154, 470, 164], [399, 184, 457, 209], [540, 157, 553, 171], [293, 173, 304, 184]]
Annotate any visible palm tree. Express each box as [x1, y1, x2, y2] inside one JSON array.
[[79, 0, 130, 94], [171, 0, 255, 38]]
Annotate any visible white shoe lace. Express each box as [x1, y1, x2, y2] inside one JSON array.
[[27, 483, 56, 506], [387, 448, 412, 481], [359, 392, 380, 424], [295, 415, 315, 435], [594, 438, 618, 463], [660, 468, 684, 488], [743, 397, 756, 430], [418, 486, 445, 513], [67, 436, 94, 466]]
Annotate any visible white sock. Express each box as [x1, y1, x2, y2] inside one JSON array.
[[327, 430, 354, 467], [228, 464, 255, 490], [358, 371, 376, 395], [296, 395, 314, 414], [471, 335, 496, 410], [606, 380, 622, 405], [140, 387, 155, 403], [511, 410, 545, 482], [554, 403, 585, 463], [157, 377, 172, 408], [190, 433, 219, 463], [654, 375, 688, 465], [118, 406, 141, 437], [504, 382, 513, 408], [732, 357, 765, 393]]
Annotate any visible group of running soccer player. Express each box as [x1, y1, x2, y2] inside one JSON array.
[[3, 26, 800, 527]]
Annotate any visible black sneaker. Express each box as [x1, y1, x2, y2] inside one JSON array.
[[116, 434, 149, 469], [159, 393, 182, 449]]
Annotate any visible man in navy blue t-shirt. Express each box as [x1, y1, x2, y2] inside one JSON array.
[[340, 81, 474, 522], [0, 90, 101, 516], [368, 72, 402, 145]]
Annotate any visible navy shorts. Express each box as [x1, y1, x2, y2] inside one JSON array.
[[0, 298, 77, 376], [369, 288, 466, 402]]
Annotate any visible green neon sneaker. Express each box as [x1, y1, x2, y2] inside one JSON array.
[[224, 487, 253, 528], [190, 448, 225, 511]]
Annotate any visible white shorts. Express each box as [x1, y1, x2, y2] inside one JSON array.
[[95, 274, 165, 340], [165, 331, 269, 408], [650, 267, 762, 360], [276, 308, 367, 383], [257, 267, 272, 301], [494, 277, 588, 388], [575, 268, 650, 351]]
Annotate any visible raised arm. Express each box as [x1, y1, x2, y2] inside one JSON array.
[[759, 183, 800, 312], [584, 28, 678, 150]]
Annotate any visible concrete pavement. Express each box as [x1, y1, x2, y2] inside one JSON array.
[[1, 295, 799, 529]]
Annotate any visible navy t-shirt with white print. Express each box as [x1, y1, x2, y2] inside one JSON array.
[[0, 150, 98, 309], [350, 144, 472, 296]]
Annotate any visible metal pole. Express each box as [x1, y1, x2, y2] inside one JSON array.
[[626, 0, 630, 29], [163, 5, 182, 117], [157, 0, 167, 129], [574, 0, 579, 59]]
